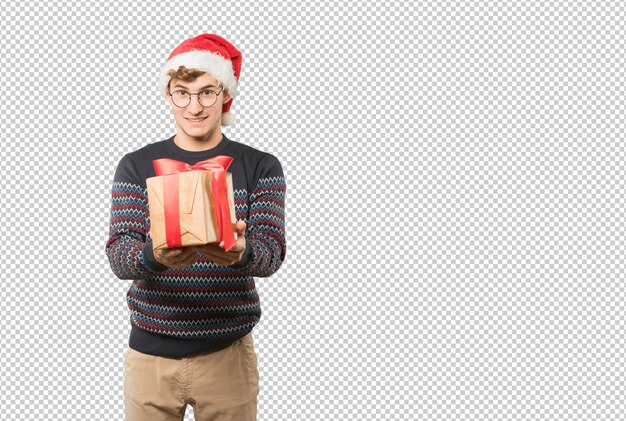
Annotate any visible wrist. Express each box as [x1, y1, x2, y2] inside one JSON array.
[[144, 242, 170, 272], [230, 239, 252, 268]]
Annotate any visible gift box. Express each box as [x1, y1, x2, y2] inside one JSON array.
[[146, 156, 238, 251]]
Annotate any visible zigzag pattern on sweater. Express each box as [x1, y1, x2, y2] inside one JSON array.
[[140, 275, 254, 287], [133, 288, 257, 300], [128, 296, 261, 319], [133, 310, 259, 331], [130, 320, 259, 338], [128, 298, 260, 316], [107, 174, 285, 340]]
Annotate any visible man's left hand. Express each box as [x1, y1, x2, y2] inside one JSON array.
[[195, 221, 247, 266]]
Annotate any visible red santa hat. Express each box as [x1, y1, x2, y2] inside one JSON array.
[[159, 34, 242, 126]]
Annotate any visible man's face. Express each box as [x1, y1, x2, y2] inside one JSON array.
[[166, 73, 232, 142]]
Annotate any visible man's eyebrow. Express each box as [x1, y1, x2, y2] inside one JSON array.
[[172, 84, 218, 90]]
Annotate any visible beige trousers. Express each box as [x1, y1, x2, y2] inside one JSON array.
[[124, 332, 259, 421]]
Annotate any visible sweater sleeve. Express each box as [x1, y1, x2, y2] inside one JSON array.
[[229, 153, 287, 277], [105, 154, 170, 280]]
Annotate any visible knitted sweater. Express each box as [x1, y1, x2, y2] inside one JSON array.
[[106, 134, 286, 359]]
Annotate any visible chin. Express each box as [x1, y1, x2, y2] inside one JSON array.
[[188, 128, 215, 139]]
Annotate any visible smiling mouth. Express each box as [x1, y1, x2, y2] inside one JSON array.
[[186, 117, 207, 122]]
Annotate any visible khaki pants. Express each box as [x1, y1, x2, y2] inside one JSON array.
[[124, 332, 259, 421]]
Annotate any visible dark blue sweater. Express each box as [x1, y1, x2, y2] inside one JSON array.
[[106, 134, 286, 358]]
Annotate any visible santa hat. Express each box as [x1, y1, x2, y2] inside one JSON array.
[[159, 34, 242, 126]]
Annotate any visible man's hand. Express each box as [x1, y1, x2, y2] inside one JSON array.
[[195, 221, 247, 266], [154, 245, 199, 269]]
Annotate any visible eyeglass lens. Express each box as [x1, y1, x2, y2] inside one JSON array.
[[171, 90, 219, 108]]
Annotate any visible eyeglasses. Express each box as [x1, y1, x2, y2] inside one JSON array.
[[168, 85, 224, 108]]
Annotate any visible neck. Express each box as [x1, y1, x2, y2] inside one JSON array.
[[173, 129, 223, 152]]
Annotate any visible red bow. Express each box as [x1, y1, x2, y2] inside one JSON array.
[[152, 156, 236, 251]]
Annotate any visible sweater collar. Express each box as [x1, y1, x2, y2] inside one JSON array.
[[165, 134, 231, 161]]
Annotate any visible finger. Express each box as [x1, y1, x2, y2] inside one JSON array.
[[201, 243, 244, 255], [218, 241, 238, 250], [182, 247, 200, 258], [201, 250, 233, 266], [196, 244, 224, 255], [209, 256, 231, 266], [163, 248, 185, 257], [188, 252, 199, 263], [236, 221, 246, 235], [200, 249, 226, 261], [212, 260, 231, 267], [180, 252, 198, 266]]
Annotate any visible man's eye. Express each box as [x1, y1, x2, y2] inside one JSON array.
[[202, 90, 213, 95], [175, 91, 189, 97]]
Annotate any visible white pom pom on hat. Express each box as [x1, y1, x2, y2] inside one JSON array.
[[159, 34, 241, 126]]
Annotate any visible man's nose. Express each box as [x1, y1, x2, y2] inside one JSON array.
[[188, 95, 203, 112]]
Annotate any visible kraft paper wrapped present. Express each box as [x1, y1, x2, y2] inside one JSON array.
[[146, 156, 238, 251]]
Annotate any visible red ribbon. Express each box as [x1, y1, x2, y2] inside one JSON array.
[[152, 156, 236, 252]]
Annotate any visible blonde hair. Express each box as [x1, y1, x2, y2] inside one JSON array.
[[166, 66, 227, 95]]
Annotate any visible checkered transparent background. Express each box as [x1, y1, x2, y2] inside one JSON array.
[[1, 1, 625, 419]]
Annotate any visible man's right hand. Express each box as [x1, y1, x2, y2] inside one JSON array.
[[154, 245, 199, 269]]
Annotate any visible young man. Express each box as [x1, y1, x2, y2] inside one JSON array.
[[106, 34, 286, 421]]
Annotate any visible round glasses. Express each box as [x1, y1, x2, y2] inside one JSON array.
[[168, 85, 224, 108]]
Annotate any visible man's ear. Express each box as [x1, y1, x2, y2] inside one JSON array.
[[164, 87, 173, 106], [223, 93, 233, 104]]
